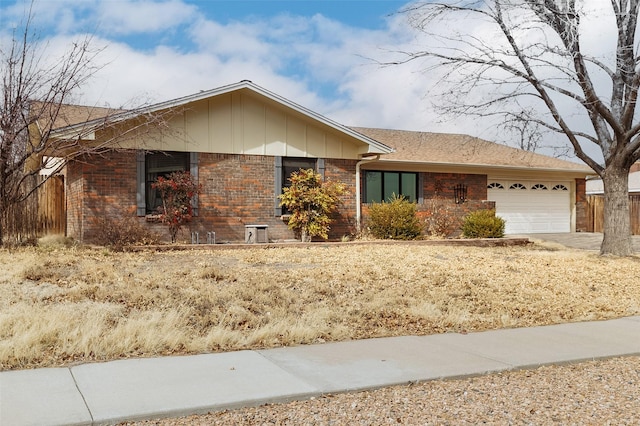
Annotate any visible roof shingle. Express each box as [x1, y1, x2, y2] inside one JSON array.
[[352, 127, 592, 172]]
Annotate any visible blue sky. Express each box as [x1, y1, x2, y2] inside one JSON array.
[[191, 1, 407, 29], [0, 0, 612, 160], [2, 0, 443, 132]]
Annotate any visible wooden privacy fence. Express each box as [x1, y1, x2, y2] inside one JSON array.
[[1, 175, 65, 244], [587, 195, 640, 235]]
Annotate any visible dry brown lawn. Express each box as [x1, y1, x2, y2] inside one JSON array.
[[1, 240, 640, 371]]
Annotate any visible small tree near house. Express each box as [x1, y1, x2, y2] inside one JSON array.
[[279, 168, 347, 242], [152, 171, 201, 243]]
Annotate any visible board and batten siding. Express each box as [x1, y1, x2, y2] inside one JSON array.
[[137, 90, 366, 159]]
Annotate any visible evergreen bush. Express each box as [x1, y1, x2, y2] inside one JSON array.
[[462, 209, 505, 238], [367, 195, 423, 240]]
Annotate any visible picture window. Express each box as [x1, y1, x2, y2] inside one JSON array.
[[364, 171, 418, 203]]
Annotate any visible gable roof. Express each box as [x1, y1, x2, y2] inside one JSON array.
[[352, 127, 593, 174], [50, 81, 393, 155]]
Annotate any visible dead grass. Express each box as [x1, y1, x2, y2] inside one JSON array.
[[1, 243, 640, 370]]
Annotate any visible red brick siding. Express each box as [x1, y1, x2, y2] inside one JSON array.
[[68, 151, 360, 244], [65, 161, 84, 241], [190, 154, 359, 242], [66, 152, 139, 243], [325, 159, 358, 238], [423, 172, 487, 200], [67, 151, 516, 243], [191, 153, 283, 242]]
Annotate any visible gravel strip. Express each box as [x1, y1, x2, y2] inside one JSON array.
[[125, 355, 640, 425]]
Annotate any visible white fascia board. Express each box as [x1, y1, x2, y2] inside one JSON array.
[[370, 158, 595, 176]]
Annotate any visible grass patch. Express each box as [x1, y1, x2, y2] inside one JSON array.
[[1, 244, 640, 370]]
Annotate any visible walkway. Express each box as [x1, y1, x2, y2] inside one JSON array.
[[516, 232, 640, 252], [2, 316, 640, 425]]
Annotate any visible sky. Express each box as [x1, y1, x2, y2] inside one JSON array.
[[0, 0, 619, 161], [0, 0, 497, 140]]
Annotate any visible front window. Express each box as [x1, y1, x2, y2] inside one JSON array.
[[281, 157, 317, 214], [145, 151, 189, 213], [365, 171, 417, 203]]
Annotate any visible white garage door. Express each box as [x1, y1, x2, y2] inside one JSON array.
[[487, 181, 571, 234]]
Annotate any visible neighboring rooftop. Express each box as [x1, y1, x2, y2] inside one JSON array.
[[30, 101, 124, 133], [587, 169, 640, 194], [352, 127, 593, 173]]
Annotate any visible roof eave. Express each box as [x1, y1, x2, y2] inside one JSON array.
[[374, 158, 595, 176]]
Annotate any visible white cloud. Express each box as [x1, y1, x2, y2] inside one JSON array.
[[3, 0, 609, 162], [96, 0, 198, 35]]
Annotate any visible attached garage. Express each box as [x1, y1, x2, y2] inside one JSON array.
[[354, 128, 594, 235], [488, 180, 572, 234]]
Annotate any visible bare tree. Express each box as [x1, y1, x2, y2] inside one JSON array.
[[0, 8, 170, 245], [389, 0, 640, 256]]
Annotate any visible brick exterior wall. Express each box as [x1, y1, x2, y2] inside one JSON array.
[[189, 154, 359, 242], [67, 151, 360, 244], [66, 151, 586, 243], [65, 161, 84, 241], [66, 151, 140, 243], [422, 172, 487, 200]]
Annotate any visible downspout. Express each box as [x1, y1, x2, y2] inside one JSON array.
[[355, 154, 380, 230]]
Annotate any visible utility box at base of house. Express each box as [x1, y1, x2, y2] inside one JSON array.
[[245, 225, 269, 243]]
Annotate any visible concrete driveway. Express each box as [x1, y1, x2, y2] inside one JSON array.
[[515, 232, 640, 252]]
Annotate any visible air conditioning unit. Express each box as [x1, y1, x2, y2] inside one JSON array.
[[245, 225, 269, 243]]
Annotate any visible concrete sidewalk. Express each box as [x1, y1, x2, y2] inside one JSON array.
[[2, 316, 640, 426]]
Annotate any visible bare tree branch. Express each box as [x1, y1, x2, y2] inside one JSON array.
[[388, 0, 640, 255], [0, 4, 174, 245]]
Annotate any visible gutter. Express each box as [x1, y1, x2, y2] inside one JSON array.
[[355, 154, 380, 230]]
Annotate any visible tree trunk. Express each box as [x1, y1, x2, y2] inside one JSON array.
[[601, 167, 633, 256], [0, 202, 5, 247]]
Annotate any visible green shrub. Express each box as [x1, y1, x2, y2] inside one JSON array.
[[367, 195, 423, 240], [462, 209, 505, 238]]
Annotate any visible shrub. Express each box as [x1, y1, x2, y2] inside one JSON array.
[[93, 213, 160, 250], [279, 168, 347, 242], [462, 209, 505, 238], [367, 194, 423, 240]]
